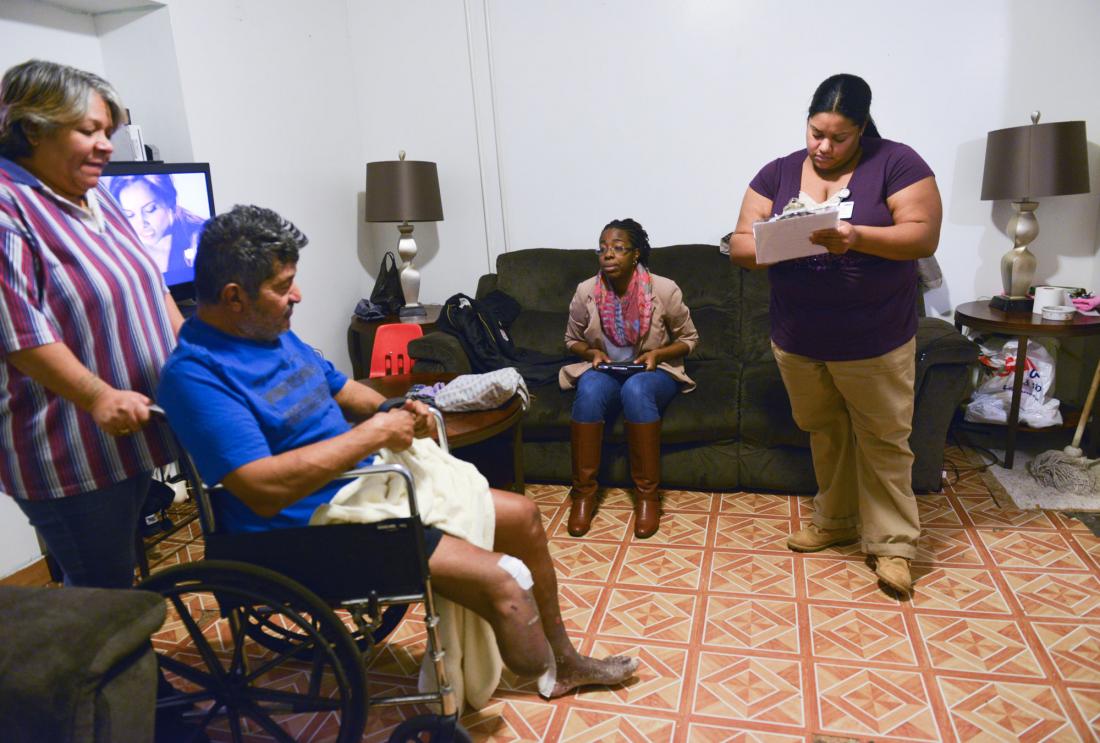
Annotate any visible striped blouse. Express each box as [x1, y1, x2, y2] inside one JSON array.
[[0, 157, 176, 501]]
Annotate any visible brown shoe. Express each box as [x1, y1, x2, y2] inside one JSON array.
[[568, 421, 603, 537], [786, 523, 859, 552], [626, 421, 662, 539], [567, 493, 597, 537], [874, 555, 913, 597]]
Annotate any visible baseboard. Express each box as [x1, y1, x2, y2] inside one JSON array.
[[0, 557, 53, 587]]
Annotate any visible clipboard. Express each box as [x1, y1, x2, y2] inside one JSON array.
[[752, 207, 839, 264]]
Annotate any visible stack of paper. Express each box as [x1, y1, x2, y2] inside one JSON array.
[[752, 207, 838, 264]]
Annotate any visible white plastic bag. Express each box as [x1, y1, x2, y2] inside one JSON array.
[[964, 337, 1062, 428]]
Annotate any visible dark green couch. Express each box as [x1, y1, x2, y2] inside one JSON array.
[[410, 244, 977, 493]]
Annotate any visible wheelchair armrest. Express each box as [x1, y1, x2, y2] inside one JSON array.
[[337, 405, 446, 522], [340, 462, 423, 521]]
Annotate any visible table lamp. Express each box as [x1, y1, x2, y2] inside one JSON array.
[[980, 113, 1089, 312], [365, 152, 443, 317]]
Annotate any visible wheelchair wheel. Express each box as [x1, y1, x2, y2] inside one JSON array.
[[387, 713, 472, 742], [139, 560, 367, 743]]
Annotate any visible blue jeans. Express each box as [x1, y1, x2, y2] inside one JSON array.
[[15, 472, 152, 588], [572, 369, 680, 424]]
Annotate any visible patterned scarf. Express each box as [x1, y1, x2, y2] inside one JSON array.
[[594, 263, 654, 348]]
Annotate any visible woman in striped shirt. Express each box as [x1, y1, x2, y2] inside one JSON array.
[[0, 60, 184, 588]]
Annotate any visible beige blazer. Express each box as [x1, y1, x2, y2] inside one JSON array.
[[559, 273, 699, 392]]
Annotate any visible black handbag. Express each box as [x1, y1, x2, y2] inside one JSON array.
[[369, 252, 404, 315]]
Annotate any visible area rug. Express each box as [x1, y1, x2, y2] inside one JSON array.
[[969, 446, 1100, 512]]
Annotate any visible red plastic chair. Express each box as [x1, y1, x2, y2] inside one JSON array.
[[369, 323, 424, 377]]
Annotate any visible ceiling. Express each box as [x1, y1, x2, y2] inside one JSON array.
[[35, 0, 163, 15]]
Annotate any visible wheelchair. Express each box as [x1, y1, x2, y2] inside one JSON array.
[[138, 403, 471, 742]]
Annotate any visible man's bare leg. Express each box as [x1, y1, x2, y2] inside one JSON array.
[[490, 488, 637, 697], [428, 535, 550, 677]]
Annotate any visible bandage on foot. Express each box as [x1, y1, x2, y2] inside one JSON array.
[[539, 653, 638, 699]]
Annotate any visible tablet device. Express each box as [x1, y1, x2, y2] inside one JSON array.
[[596, 362, 647, 374]]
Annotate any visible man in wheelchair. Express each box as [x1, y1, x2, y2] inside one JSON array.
[[157, 205, 637, 700]]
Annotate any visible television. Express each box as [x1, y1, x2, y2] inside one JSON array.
[[100, 161, 215, 304]]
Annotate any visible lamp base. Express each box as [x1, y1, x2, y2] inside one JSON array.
[[990, 294, 1034, 313], [399, 304, 428, 318]]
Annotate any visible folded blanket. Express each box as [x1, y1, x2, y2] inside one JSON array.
[[310, 437, 503, 710]]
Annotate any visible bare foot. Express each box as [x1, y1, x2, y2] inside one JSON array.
[[541, 653, 638, 699]]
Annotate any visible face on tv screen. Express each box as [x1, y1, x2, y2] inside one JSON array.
[[100, 167, 213, 298]]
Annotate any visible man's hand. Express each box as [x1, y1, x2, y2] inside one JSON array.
[[89, 388, 153, 437], [634, 350, 660, 371], [404, 399, 437, 438], [359, 409, 416, 452], [810, 221, 859, 254]]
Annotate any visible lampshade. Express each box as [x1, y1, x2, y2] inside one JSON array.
[[981, 119, 1089, 201], [364, 159, 443, 223]]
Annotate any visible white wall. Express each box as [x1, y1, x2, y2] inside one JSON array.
[[159, 0, 367, 370], [96, 6, 192, 161], [0, 0, 104, 73], [481, 0, 1100, 316], [347, 0, 495, 304]]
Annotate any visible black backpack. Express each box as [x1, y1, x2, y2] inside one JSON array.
[[436, 291, 568, 386], [436, 293, 515, 372]]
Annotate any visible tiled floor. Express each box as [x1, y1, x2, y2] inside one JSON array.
[[146, 447, 1100, 741]]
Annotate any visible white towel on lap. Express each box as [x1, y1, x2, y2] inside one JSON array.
[[309, 436, 503, 710]]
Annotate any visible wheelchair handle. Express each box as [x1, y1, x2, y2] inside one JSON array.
[[377, 396, 407, 413], [377, 398, 448, 453]]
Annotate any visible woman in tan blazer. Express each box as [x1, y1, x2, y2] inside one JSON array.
[[560, 219, 698, 538]]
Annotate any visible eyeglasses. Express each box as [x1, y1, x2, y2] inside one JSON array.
[[594, 245, 634, 256]]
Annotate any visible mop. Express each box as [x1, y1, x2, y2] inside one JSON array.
[[1028, 356, 1100, 494]]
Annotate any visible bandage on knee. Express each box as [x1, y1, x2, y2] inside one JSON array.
[[496, 554, 533, 590]]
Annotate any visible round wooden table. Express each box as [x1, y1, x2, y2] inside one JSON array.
[[954, 301, 1100, 468], [359, 373, 526, 491]]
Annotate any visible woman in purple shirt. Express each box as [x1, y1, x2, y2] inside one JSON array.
[[729, 74, 942, 597]]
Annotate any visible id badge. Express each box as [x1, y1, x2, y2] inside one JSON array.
[[837, 201, 855, 219]]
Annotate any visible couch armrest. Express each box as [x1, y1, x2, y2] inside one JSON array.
[[0, 586, 166, 743], [911, 317, 980, 491], [915, 317, 979, 392], [475, 273, 498, 300], [409, 331, 473, 374]]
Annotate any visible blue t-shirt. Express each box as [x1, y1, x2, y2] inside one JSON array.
[[157, 317, 368, 532]]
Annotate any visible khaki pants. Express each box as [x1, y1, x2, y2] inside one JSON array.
[[772, 338, 919, 559]]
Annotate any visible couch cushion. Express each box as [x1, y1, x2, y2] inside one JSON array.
[[647, 244, 739, 313], [496, 249, 595, 313], [690, 305, 738, 361], [509, 309, 569, 357], [739, 360, 808, 449], [656, 361, 739, 442], [738, 268, 775, 365]]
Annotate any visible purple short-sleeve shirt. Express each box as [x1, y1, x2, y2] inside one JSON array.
[[748, 137, 934, 361]]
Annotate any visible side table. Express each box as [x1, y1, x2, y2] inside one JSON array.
[[359, 372, 525, 492], [347, 305, 442, 379], [953, 301, 1100, 468]]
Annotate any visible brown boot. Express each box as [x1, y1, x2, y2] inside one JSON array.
[[626, 421, 662, 539], [568, 421, 604, 537]]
